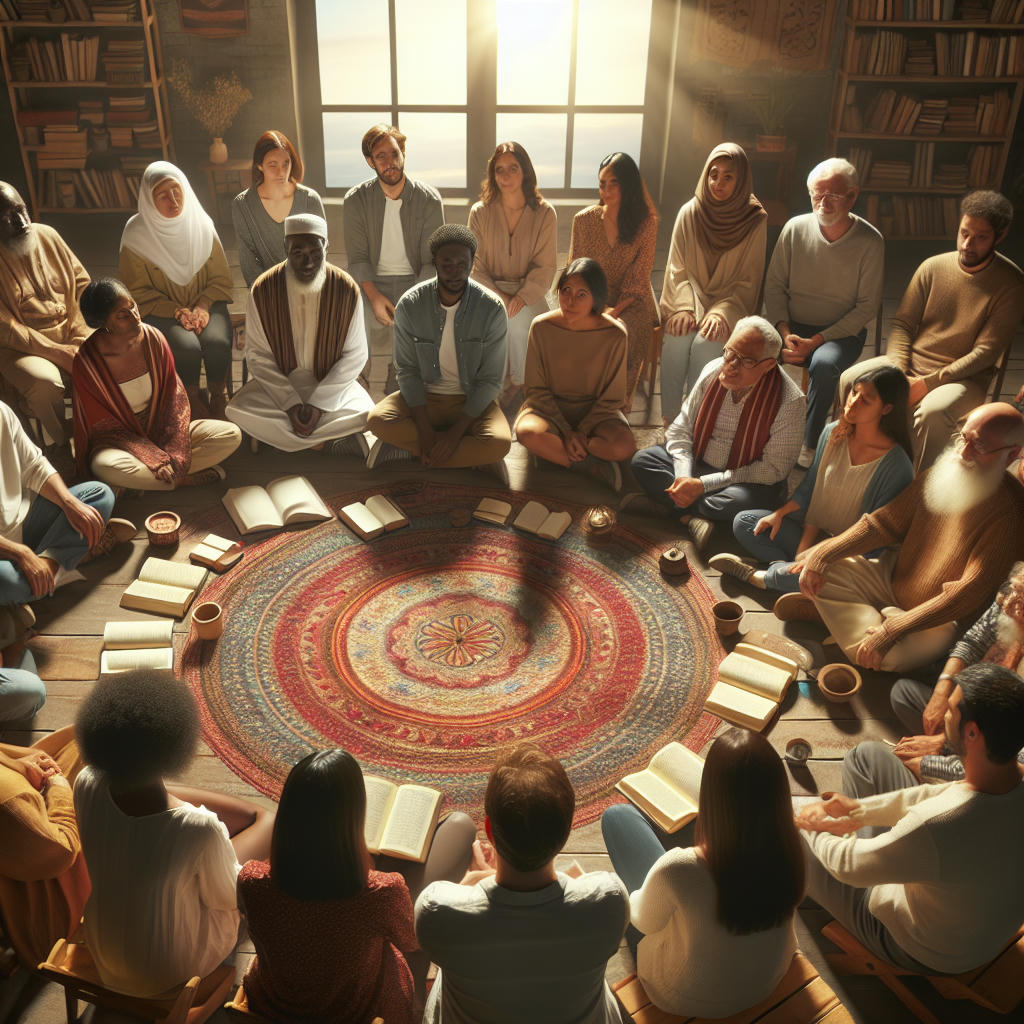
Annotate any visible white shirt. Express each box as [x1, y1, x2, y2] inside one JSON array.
[[376, 195, 414, 276], [427, 299, 464, 396], [118, 373, 153, 415], [0, 401, 55, 543], [74, 767, 241, 997]]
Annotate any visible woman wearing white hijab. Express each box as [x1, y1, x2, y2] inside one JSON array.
[[119, 162, 233, 418]]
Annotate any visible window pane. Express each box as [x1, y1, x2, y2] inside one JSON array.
[[575, 0, 651, 105], [395, 0, 466, 104], [323, 111, 391, 189], [397, 113, 466, 188], [497, 0, 572, 105], [316, 0, 390, 106], [570, 113, 643, 189], [495, 113, 568, 190]]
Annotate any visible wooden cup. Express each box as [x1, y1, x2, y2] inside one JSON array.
[[712, 600, 744, 636], [817, 663, 863, 703], [144, 511, 181, 546], [192, 601, 224, 641]]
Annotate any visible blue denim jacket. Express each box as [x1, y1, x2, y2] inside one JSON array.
[[393, 278, 508, 419]]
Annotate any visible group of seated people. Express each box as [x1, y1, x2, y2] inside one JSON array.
[[2, 658, 1023, 1022]]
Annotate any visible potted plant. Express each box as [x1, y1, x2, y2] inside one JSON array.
[[751, 74, 794, 153], [166, 59, 253, 164]]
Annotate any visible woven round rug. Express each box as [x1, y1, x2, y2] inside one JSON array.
[[181, 481, 722, 827]]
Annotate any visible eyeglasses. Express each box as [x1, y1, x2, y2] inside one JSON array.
[[951, 430, 1017, 457], [809, 191, 850, 207], [722, 349, 775, 371]]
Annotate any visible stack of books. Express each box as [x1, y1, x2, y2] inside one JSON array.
[[915, 98, 948, 134], [101, 38, 145, 84], [904, 38, 936, 76], [868, 160, 913, 188], [91, 1, 138, 23]]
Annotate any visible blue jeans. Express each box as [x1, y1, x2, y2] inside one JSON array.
[[0, 647, 45, 723], [733, 508, 804, 593], [0, 481, 114, 604], [631, 447, 787, 522], [791, 322, 865, 450]]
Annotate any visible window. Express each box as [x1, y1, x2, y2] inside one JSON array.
[[310, 0, 654, 196]]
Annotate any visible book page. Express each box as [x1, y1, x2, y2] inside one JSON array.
[[100, 647, 173, 674], [648, 742, 704, 803], [222, 486, 283, 534], [103, 619, 174, 650], [339, 501, 384, 539], [363, 775, 398, 852], [198, 533, 237, 554], [120, 580, 194, 617], [538, 511, 572, 541], [379, 785, 441, 860], [705, 680, 778, 730], [513, 500, 550, 534], [191, 534, 242, 568], [732, 643, 798, 677], [717, 652, 792, 701], [617, 771, 697, 831], [267, 475, 331, 524], [364, 494, 408, 530], [137, 557, 207, 592]]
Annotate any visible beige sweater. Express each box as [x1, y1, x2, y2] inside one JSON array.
[[118, 239, 233, 320], [468, 200, 557, 308], [886, 251, 1024, 391], [659, 200, 766, 330]]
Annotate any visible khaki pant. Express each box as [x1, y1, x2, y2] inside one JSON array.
[[367, 392, 511, 468], [812, 551, 958, 673], [90, 420, 241, 490], [0, 349, 67, 443], [839, 356, 987, 472]]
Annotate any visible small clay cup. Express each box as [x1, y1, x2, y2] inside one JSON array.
[[712, 599, 744, 636], [192, 601, 224, 641], [659, 546, 691, 579], [785, 737, 812, 764], [145, 511, 181, 546], [817, 663, 862, 703]]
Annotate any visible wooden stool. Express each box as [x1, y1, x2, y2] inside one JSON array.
[[822, 920, 1024, 1024], [612, 950, 853, 1023], [224, 985, 384, 1023], [38, 938, 235, 1024]]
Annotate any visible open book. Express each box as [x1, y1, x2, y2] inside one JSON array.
[[474, 497, 511, 525], [703, 643, 799, 731], [190, 533, 243, 572], [616, 742, 704, 833], [513, 500, 572, 540], [363, 775, 442, 862], [339, 495, 409, 540], [222, 476, 333, 535], [100, 618, 174, 674], [119, 558, 208, 618]]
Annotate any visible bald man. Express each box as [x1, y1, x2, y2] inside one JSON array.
[[0, 183, 90, 449], [790, 403, 1024, 673]]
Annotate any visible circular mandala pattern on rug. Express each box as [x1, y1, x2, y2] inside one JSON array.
[[181, 481, 722, 826]]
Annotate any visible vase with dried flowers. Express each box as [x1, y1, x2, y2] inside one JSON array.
[[166, 58, 252, 164]]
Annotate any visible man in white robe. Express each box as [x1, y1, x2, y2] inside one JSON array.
[[226, 214, 373, 454]]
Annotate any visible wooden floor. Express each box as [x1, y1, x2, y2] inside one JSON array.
[[1, 237, 1022, 1022]]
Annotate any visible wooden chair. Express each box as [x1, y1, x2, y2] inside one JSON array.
[[821, 920, 1024, 1024], [38, 938, 235, 1024], [612, 950, 853, 1024], [224, 983, 385, 1023], [645, 324, 663, 401]]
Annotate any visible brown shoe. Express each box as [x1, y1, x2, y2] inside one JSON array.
[[181, 464, 227, 487], [773, 592, 823, 623], [81, 518, 136, 563]]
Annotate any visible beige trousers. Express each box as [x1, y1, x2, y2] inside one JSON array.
[[90, 420, 241, 490], [367, 392, 511, 468], [812, 551, 958, 673], [838, 355, 987, 472], [0, 349, 67, 443]]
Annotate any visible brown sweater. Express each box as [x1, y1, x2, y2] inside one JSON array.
[[886, 251, 1024, 392], [804, 472, 1024, 645], [118, 239, 233, 320]]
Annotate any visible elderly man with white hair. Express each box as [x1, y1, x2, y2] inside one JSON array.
[[629, 315, 805, 552], [792, 402, 1024, 673], [764, 158, 884, 467], [226, 214, 373, 454]]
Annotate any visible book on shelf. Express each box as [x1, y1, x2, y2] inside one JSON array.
[[703, 643, 799, 731], [189, 533, 244, 572], [616, 742, 704, 833], [338, 495, 409, 540], [222, 475, 334, 535], [512, 500, 572, 540], [119, 557, 207, 618], [363, 776, 443, 862], [100, 618, 174, 674], [473, 497, 512, 525]]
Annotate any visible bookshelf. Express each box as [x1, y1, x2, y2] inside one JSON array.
[[826, 1, 1024, 240], [0, 0, 174, 216]]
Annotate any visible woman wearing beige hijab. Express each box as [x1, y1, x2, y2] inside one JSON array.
[[659, 143, 767, 421]]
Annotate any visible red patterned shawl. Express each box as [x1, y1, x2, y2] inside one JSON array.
[[692, 365, 783, 469]]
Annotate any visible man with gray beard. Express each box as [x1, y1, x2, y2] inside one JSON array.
[[792, 402, 1024, 673], [0, 182, 90, 449]]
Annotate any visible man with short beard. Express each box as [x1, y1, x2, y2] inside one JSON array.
[[793, 402, 1024, 673], [225, 214, 373, 453], [0, 182, 90, 449], [840, 190, 1024, 472]]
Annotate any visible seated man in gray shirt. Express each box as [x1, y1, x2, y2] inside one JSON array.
[[764, 158, 884, 468], [415, 743, 629, 1024]]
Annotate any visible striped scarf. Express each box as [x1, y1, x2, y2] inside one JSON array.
[[692, 365, 783, 469]]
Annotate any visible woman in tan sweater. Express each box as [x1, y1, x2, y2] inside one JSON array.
[[515, 258, 636, 491]]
